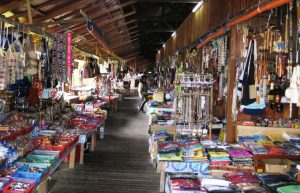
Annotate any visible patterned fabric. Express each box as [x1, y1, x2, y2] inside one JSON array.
[[0, 55, 6, 90], [6, 55, 16, 85], [162, 161, 210, 176]]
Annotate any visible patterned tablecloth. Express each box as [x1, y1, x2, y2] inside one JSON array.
[[158, 161, 210, 176]]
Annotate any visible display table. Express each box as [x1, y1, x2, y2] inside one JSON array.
[[145, 104, 174, 115], [99, 95, 119, 113], [34, 142, 78, 193], [156, 160, 210, 192], [77, 118, 105, 164], [253, 154, 300, 169], [149, 124, 176, 135], [236, 125, 300, 141]]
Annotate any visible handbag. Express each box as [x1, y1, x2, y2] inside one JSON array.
[[23, 34, 38, 76], [153, 88, 165, 102]]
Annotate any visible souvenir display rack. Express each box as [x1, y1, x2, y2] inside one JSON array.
[[174, 73, 214, 139]]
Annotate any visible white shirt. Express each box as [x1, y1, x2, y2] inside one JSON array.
[[138, 82, 143, 98]]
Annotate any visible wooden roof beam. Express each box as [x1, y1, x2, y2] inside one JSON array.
[[50, 0, 137, 33], [10, 0, 63, 19], [74, 11, 136, 35], [82, 19, 137, 37], [0, 0, 26, 14], [109, 33, 140, 44], [139, 0, 198, 3], [112, 38, 139, 49], [34, 0, 95, 23]]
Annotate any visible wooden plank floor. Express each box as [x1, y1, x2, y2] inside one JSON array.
[[49, 91, 160, 193]]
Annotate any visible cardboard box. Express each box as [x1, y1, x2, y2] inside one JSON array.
[[262, 159, 295, 174]]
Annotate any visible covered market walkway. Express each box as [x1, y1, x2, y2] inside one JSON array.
[[50, 91, 160, 193]]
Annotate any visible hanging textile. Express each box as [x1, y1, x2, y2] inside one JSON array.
[[41, 38, 51, 88], [6, 44, 17, 85], [66, 32, 72, 79], [237, 39, 257, 106], [0, 49, 6, 90]]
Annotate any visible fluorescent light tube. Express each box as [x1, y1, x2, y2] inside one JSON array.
[[192, 1, 203, 13]]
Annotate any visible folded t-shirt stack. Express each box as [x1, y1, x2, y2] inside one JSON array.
[[201, 177, 235, 193], [157, 141, 182, 161], [274, 141, 300, 155], [256, 173, 299, 192], [238, 136, 268, 154], [283, 133, 300, 151], [149, 130, 173, 162], [277, 184, 300, 193], [179, 140, 208, 162], [166, 173, 204, 193], [224, 173, 267, 193], [207, 148, 231, 166], [228, 149, 253, 167]]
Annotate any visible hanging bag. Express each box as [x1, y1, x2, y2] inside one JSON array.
[[23, 34, 38, 76], [0, 25, 6, 90], [153, 88, 165, 102], [6, 29, 17, 86], [11, 32, 26, 81]]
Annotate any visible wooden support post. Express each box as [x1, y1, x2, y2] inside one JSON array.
[[36, 178, 48, 193], [225, 27, 238, 143], [159, 170, 166, 192], [26, 0, 33, 24], [68, 148, 76, 169], [80, 143, 84, 164], [91, 133, 96, 151]]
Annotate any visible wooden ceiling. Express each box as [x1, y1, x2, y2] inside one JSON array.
[[0, 0, 196, 67]]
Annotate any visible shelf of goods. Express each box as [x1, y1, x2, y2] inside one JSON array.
[[236, 125, 300, 169], [0, 111, 106, 193]]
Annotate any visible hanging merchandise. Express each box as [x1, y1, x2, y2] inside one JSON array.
[[52, 33, 66, 83], [175, 73, 214, 138], [0, 27, 6, 91], [23, 34, 38, 77], [285, 65, 300, 106], [11, 32, 25, 82], [237, 37, 257, 106], [66, 32, 72, 80], [41, 37, 51, 89], [26, 75, 40, 105], [6, 37, 17, 87]]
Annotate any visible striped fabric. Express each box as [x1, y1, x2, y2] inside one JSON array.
[[6, 55, 16, 85], [0, 55, 6, 90]]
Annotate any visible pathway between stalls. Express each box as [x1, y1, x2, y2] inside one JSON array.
[[50, 91, 160, 193]]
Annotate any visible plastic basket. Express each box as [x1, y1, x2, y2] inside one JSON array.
[[12, 164, 48, 184], [0, 177, 10, 191], [30, 150, 60, 158], [37, 145, 66, 158], [2, 179, 35, 193], [18, 154, 56, 166]]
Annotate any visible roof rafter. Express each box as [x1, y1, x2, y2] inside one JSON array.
[[34, 0, 95, 23]]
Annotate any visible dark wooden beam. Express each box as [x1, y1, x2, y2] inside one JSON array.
[[139, 0, 198, 3], [112, 38, 139, 49], [109, 28, 139, 41], [50, 1, 137, 32], [0, 0, 26, 14], [10, 0, 63, 19], [137, 16, 186, 22], [74, 11, 136, 35], [34, 0, 95, 23], [82, 19, 137, 37], [139, 27, 175, 33]]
